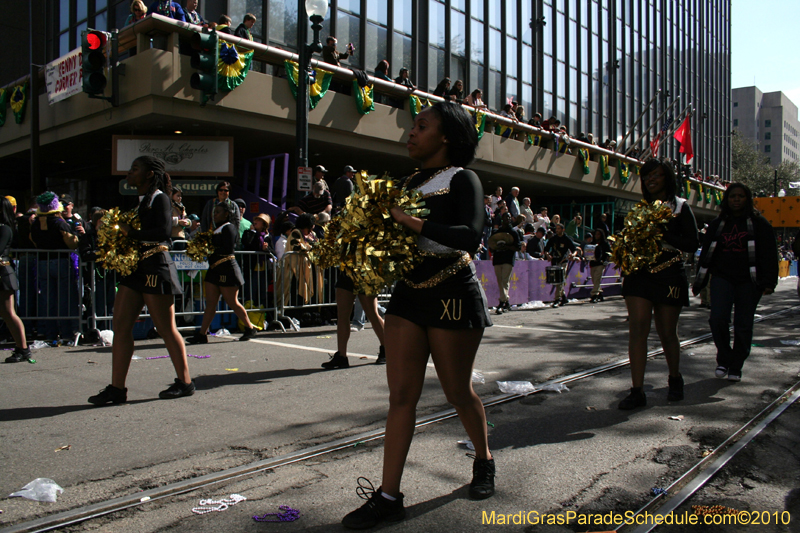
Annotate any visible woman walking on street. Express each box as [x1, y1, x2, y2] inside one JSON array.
[[618, 159, 699, 410], [1, 197, 31, 363], [88, 156, 194, 405], [693, 183, 778, 382], [188, 200, 258, 344], [342, 102, 494, 529]]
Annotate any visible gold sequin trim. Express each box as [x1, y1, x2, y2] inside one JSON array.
[[408, 165, 453, 190], [422, 188, 450, 199], [0, 260, 10, 267], [403, 252, 471, 289], [210, 255, 235, 269], [649, 252, 682, 274], [140, 245, 168, 261]]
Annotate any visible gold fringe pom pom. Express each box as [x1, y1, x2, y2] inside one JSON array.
[[96, 207, 142, 277], [186, 230, 215, 262], [611, 199, 673, 276], [310, 170, 430, 295]]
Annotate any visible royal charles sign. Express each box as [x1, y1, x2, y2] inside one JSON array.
[[119, 179, 221, 196], [112, 135, 234, 176]]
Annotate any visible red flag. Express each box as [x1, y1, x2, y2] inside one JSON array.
[[673, 116, 694, 163], [649, 132, 661, 157]]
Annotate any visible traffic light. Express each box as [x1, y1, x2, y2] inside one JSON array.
[[82, 30, 109, 95], [190, 31, 219, 105]]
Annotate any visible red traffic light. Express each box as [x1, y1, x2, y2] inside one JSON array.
[[86, 31, 107, 50]]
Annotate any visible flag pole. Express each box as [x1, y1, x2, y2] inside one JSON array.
[[616, 89, 661, 154], [638, 102, 693, 160], [624, 97, 682, 157]]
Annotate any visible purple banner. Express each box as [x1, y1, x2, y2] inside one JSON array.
[[475, 260, 622, 305]]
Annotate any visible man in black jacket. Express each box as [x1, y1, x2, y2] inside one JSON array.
[[544, 223, 576, 307]]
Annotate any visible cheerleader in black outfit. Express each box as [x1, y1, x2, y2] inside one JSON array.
[[1, 197, 31, 363], [618, 159, 699, 410], [187, 200, 257, 343], [342, 102, 494, 530], [89, 156, 194, 405]]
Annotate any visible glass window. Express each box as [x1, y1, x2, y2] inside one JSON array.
[[471, 19, 484, 64], [451, 9, 466, 56], [77, 0, 87, 22], [556, 13, 565, 58], [569, 102, 578, 133], [470, 0, 483, 20], [429, 1, 446, 48], [765, 132, 771, 140], [96, 0, 107, 10], [556, 60, 565, 98], [557, 96, 566, 121], [338, 0, 360, 14], [542, 8, 553, 55], [569, 66, 577, 102], [569, 0, 577, 19], [506, 37, 517, 77], [543, 54, 553, 94], [506, 76, 517, 103], [450, 56, 466, 82], [366, 22, 388, 70], [581, 1, 588, 26], [394, 0, 412, 35], [765, 119, 771, 127], [392, 33, 413, 75], [60, 0, 70, 31], [489, 70, 502, 109], [333, 11, 360, 65], [75, 21, 87, 46], [489, 28, 501, 69], [521, 0, 532, 44], [544, 91, 553, 120], [95, 11, 107, 31], [367, 0, 388, 24], [522, 83, 532, 114], [469, 63, 485, 92], [488, 0, 501, 29], [270, 0, 299, 46], [569, 20, 577, 65], [59, 31, 70, 56], [591, 3, 598, 33], [581, 72, 589, 107], [765, 145, 771, 152], [452, 0, 466, 10], [507, 1, 517, 36], [581, 27, 588, 72], [522, 44, 532, 82], [428, 46, 445, 90]]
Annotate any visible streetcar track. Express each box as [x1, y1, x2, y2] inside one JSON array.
[[3, 304, 798, 533]]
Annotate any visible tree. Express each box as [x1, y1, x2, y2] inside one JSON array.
[[731, 130, 773, 196], [775, 160, 800, 197]]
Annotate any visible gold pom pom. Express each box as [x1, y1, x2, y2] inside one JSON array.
[[611, 200, 673, 276], [310, 170, 429, 295], [96, 207, 142, 277], [186, 230, 215, 262]]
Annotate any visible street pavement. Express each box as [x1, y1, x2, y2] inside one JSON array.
[[1, 278, 799, 532]]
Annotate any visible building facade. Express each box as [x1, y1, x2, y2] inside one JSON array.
[[732, 86, 800, 168]]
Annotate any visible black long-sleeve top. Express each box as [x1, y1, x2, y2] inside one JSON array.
[[403, 167, 484, 285], [589, 240, 611, 267], [650, 199, 699, 278], [210, 223, 237, 258], [128, 191, 172, 244], [0, 224, 12, 259]]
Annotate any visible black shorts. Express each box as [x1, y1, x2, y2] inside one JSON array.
[[386, 265, 493, 330], [205, 256, 245, 287], [335, 271, 355, 292], [0, 264, 18, 292], [120, 251, 182, 295], [621, 270, 689, 307]]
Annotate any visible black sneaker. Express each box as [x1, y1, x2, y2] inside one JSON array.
[[550, 301, 559, 308], [589, 296, 597, 303], [618, 387, 647, 410], [88, 384, 128, 406], [468, 454, 496, 500], [667, 374, 684, 401], [186, 332, 208, 345], [239, 327, 257, 341], [158, 379, 195, 399], [5, 347, 32, 363], [321, 351, 349, 370], [503, 301, 512, 312], [560, 295, 568, 306], [342, 477, 405, 530], [598, 294, 605, 302], [495, 306, 504, 315], [375, 346, 386, 365]]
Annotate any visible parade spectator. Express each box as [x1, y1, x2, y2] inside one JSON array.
[[492, 200, 507, 229], [215, 14, 233, 33], [170, 186, 191, 247], [240, 213, 273, 307], [332, 165, 356, 212], [394, 67, 415, 90], [589, 228, 611, 303], [183, 0, 204, 25], [500, 104, 518, 122], [528, 112, 543, 128], [148, 0, 186, 21], [126, 0, 148, 25], [533, 206, 550, 232], [233, 198, 252, 243], [322, 36, 351, 67], [280, 214, 321, 307], [185, 214, 200, 239], [549, 213, 561, 232], [566, 214, 583, 241], [432, 78, 451, 99], [490, 186, 503, 210], [526, 226, 546, 258], [544, 223, 576, 307], [373, 60, 392, 104], [312, 164, 330, 191], [693, 183, 778, 383], [289, 181, 332, 216], [520, 197, 534, 224], [618, 159, 699, 410], [447, 79, 465, 103], [482, 195, 493, 260], [201, 181, 241, 233], [235, 13, 256, 40], [464, 89, 486, 108], [492, 213, 522, 314], [60, 194, 85, 236], [275, 221, 294, 260], [505, 187, 520, 219], [595, 212, 611, 236]]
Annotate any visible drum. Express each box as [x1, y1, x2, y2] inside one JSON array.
[[546, 266, 564, 284]]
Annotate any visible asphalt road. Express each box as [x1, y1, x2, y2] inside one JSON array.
[[1, 278, 799, 532]]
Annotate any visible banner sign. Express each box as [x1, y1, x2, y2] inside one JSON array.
[[170, 252, 208, 271], [45, 48, 83, 105], [753, 196, 800, 228], [119, 179, 220, 196], [112, 135, 234, 176]]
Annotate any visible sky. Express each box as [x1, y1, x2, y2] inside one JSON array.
[[731, 0, 800, 114]]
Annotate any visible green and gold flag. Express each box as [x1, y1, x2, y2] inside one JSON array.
[[472, 108, 486, 140], [0, 87, 7, 127], [600, 155, 611, 181], [218, 42, 254, 92], [617, 160, 629, 183], [526, 133, 542, 146], [284, 60, 334, 110], [578, 148, 590, 174], [353, 79, 374, 114], [494, 123, 513, 138], [409, 94, 432, 119], [10, 83, 27, 124]]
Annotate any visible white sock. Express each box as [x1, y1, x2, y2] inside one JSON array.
[[380, 491, 397, 501]]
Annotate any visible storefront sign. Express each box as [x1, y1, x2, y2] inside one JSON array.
[[112, 136, 234, 176], [297, 166, 312, 192], [119, 179, 221, 196], [45, 48, 83, 105]]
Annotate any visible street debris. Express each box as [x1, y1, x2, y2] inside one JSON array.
[[457, 439, 475, 451], [191, 493, 246, 514], [54, 445, 71, 452], [668, 415, 684, 421], [9, 478, 64, 502], [472, 371, 485, 383], [253, 505, 301, 522], [497, 381, 537, 395]]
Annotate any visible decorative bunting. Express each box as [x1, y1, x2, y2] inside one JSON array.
[[217, 42, 254, 91], [681, 180, 691, 199], [471, 108, 486, 140], [578, 148, 591, 174], [0, 87, 7, 127], [617, 160, 630, 184], [10, 83, 28, 124], [698, 183, 704, 196], [284, 60, 334, 110], [409, 94, 432, 119], [600, 155, 611, 181], [526, 133, 542, 146], [353, 79, 374, 114], [714, 189, 722, 205], [705, 188, 713, 203], [494, 123, 513, 138]]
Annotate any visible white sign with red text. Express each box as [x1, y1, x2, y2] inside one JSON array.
[[45, 48, 83, 105]]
